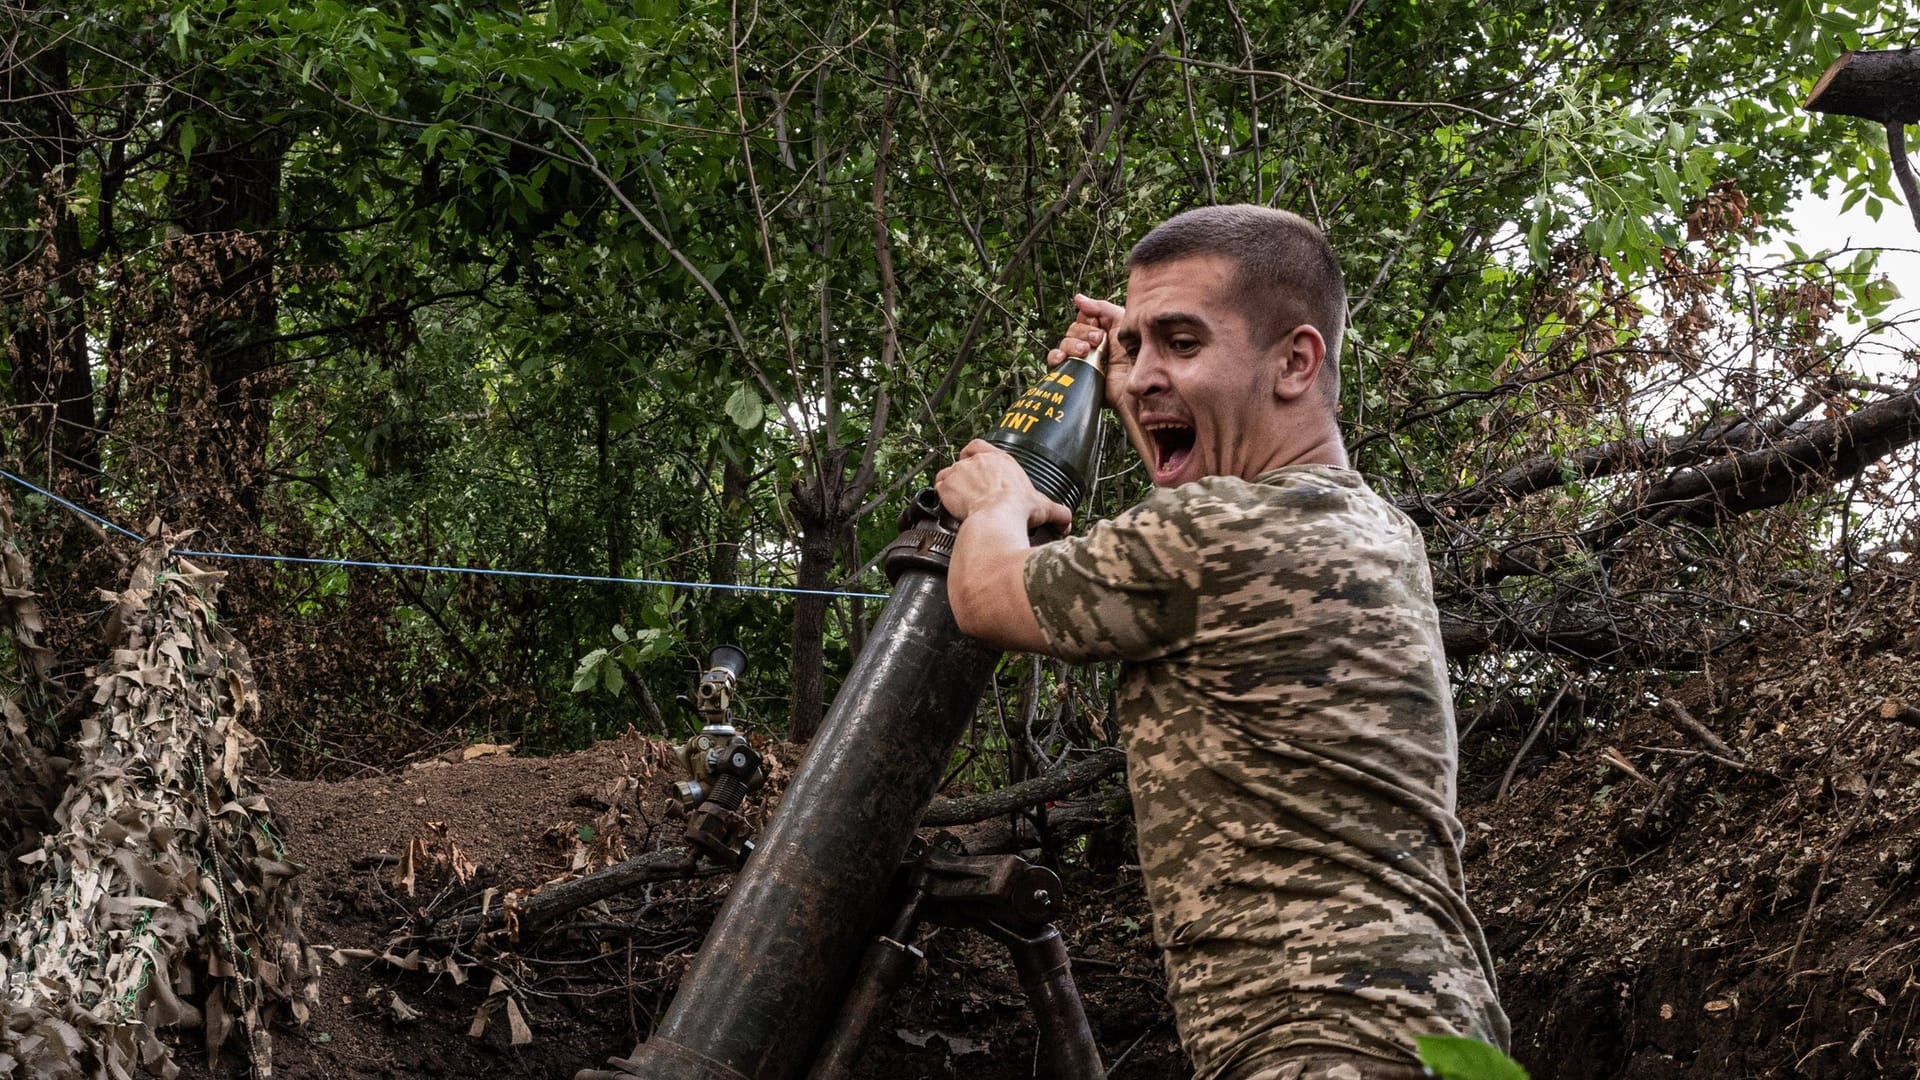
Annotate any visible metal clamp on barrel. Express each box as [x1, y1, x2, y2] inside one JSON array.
[[881, 488, 958, 580]]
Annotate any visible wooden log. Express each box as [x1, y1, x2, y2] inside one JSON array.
[[1805, 50, 1920, 232], [415, 849, 718, 943], [944, 795, 1118, 856], [1805, 50, 1920, 123]]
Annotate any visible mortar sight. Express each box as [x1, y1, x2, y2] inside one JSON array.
[[706, 645, 748, 680]]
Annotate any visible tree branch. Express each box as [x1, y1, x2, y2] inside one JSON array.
[[920, 747, 1126, 827]]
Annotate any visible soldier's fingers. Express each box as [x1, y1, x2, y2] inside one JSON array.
[[1072, 294, 1125, 327], [1046, 347, 1065, 368], [1040, 498, 1072, 532]]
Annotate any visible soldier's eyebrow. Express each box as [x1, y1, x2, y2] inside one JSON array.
[[1119, 312, 1208, 351], [1150, 312, 1208, 333]]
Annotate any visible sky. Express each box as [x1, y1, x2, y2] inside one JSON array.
[[1763, 185, 1920, 376]]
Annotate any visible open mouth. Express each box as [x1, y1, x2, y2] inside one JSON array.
[[1143, 421, 1196, 482]]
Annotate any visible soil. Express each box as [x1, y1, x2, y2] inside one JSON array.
[[181, 571, 1920, 1080]]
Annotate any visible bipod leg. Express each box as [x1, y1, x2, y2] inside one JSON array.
[[912, 847, 1106, 1079], [983, 920, 1105, 1080], [805, 869, 928, 1080]]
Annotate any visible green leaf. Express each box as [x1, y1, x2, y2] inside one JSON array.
[[571, 648, 609, 693], [724, 384, 765, 430], [1417, 1036, 1529, 1080], [1651, 160, 1682, 214], [601, 659, 624, 695]]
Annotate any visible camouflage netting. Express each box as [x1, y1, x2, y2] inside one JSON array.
[[0, 516, 317, 1079], [0, 491, 60, 899]]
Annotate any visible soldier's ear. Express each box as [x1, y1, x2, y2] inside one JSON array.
[[1270, 324, 1326, 403]]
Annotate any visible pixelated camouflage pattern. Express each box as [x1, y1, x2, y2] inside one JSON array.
[[1024, 464, 1508, 1079], [1257, 1054, 1434, 1080]]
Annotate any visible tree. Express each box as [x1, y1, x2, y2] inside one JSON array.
[[1, 0, 1912, 771]]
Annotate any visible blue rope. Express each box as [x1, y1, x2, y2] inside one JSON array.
[[0, 469, 891, 601], [0, 470, 145, 541]]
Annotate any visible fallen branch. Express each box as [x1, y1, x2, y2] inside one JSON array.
[[1397, 406, 1807, 529], [945, 795, 1121, 856], [1660, 697, 1738, 760], [1588, 387, 1920, 551], [418, 849, 719, 943], [1437, 605, 1736, 666], [920, 747, 1127, 827]]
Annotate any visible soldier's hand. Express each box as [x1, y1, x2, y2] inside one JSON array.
[[1046, 294, 1128, 412], [936, 441, 1072, 532]]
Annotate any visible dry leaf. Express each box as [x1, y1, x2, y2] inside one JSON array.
[[505, 997, 533, 1046]]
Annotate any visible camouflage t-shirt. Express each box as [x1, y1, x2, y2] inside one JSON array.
[[1023, 464, 1509, 1078]]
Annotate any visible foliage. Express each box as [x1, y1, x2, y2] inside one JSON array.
[[1, 0, 1915, 774], [1418, 1035, 1531, 1080]]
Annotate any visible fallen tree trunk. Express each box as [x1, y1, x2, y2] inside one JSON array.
[[1437, 606, 1733, 666], [1588, 385, 1920, 547], [419, 849, 721, 943], [1441, 386, 1920, 595], [945, 795, 1118, 856]]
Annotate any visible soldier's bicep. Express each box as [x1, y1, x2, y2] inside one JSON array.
[[1024, 500, 1201, 662]]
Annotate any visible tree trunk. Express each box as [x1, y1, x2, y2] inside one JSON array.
[[8, 37, 99, 488], [1804, 49, 1920, 123], [710, 452, 750, 589], [177, 120, 288, 524], [1805, 50, 1920, 232], [788, 448, 852, 742]]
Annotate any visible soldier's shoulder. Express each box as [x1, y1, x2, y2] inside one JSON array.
[[1200, 467, 1383, 528]]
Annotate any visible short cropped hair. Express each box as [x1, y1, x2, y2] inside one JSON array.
[[1127, 205, 1346, 400]]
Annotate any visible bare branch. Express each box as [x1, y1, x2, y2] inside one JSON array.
[[920, 747, 1126, 827]]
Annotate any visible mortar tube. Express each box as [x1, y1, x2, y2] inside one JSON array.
[[587, 559, 1000, 1080]]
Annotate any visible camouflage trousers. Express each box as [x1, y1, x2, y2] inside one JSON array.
[[1233, 1053, 1431, 1080]]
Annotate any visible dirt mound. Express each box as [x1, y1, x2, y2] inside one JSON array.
[[180, 571, 1920, 1080], [1470, 571, 1920, 1078], [184, 733, 1176, 1080]]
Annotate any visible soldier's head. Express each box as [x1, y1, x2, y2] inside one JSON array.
[[1115, 206, 1349, 486]]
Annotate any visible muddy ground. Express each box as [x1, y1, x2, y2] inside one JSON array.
[[179, 572, 1920, 1080]]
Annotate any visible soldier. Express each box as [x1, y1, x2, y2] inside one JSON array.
[[934, 205, 1509, 1080]]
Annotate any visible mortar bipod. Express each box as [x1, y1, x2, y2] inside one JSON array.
[[805, 838, 1105, 1080]]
